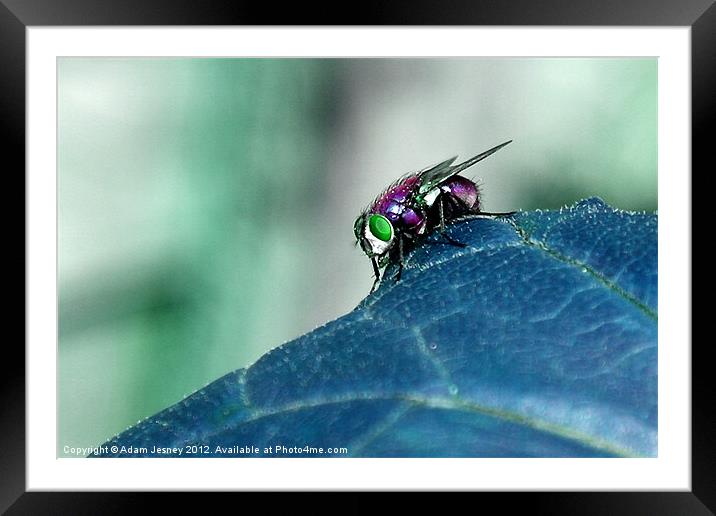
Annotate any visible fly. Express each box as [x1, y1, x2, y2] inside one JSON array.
[[353, 140, 515, 293]]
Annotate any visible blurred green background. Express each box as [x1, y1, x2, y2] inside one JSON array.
[[58, 58, 657, 455]]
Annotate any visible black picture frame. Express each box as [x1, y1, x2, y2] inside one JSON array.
[[4, 0, 709, 512]]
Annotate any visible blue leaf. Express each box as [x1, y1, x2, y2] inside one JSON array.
[[92, 198, 657, 458]]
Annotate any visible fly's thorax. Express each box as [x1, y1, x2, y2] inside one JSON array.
[[374, 197, 428, 238]]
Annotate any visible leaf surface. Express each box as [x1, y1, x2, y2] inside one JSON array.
[[93, 198, 657, 458]]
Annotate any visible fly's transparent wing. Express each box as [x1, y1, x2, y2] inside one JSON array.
[[416, 157, 457, 194], [418, 140, 512, 194]]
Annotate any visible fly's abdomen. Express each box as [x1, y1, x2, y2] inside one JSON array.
[[441, 176, 480, 212]]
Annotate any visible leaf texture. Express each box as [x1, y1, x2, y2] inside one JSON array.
[[92, 198, 657, 458]]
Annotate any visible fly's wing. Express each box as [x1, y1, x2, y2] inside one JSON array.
[[418, 140, 512, 194], [415, 156, 458, 194]]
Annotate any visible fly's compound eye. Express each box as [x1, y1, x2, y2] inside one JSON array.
[[361, 213, 394, 256], [368, 214, 393, 242]]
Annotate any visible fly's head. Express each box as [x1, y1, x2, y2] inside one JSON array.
[[354, 213, 396, 260]]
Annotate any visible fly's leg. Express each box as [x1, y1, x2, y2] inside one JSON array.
[[438, 195, 467, 248], [458, 210, 517, 221], [369, 257, 381, 294], [394, 235, 404, 283], [476, 210, 517, 217], [449, 210, 517, 230]]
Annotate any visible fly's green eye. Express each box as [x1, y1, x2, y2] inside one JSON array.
[[368, 214, 393, 242]]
